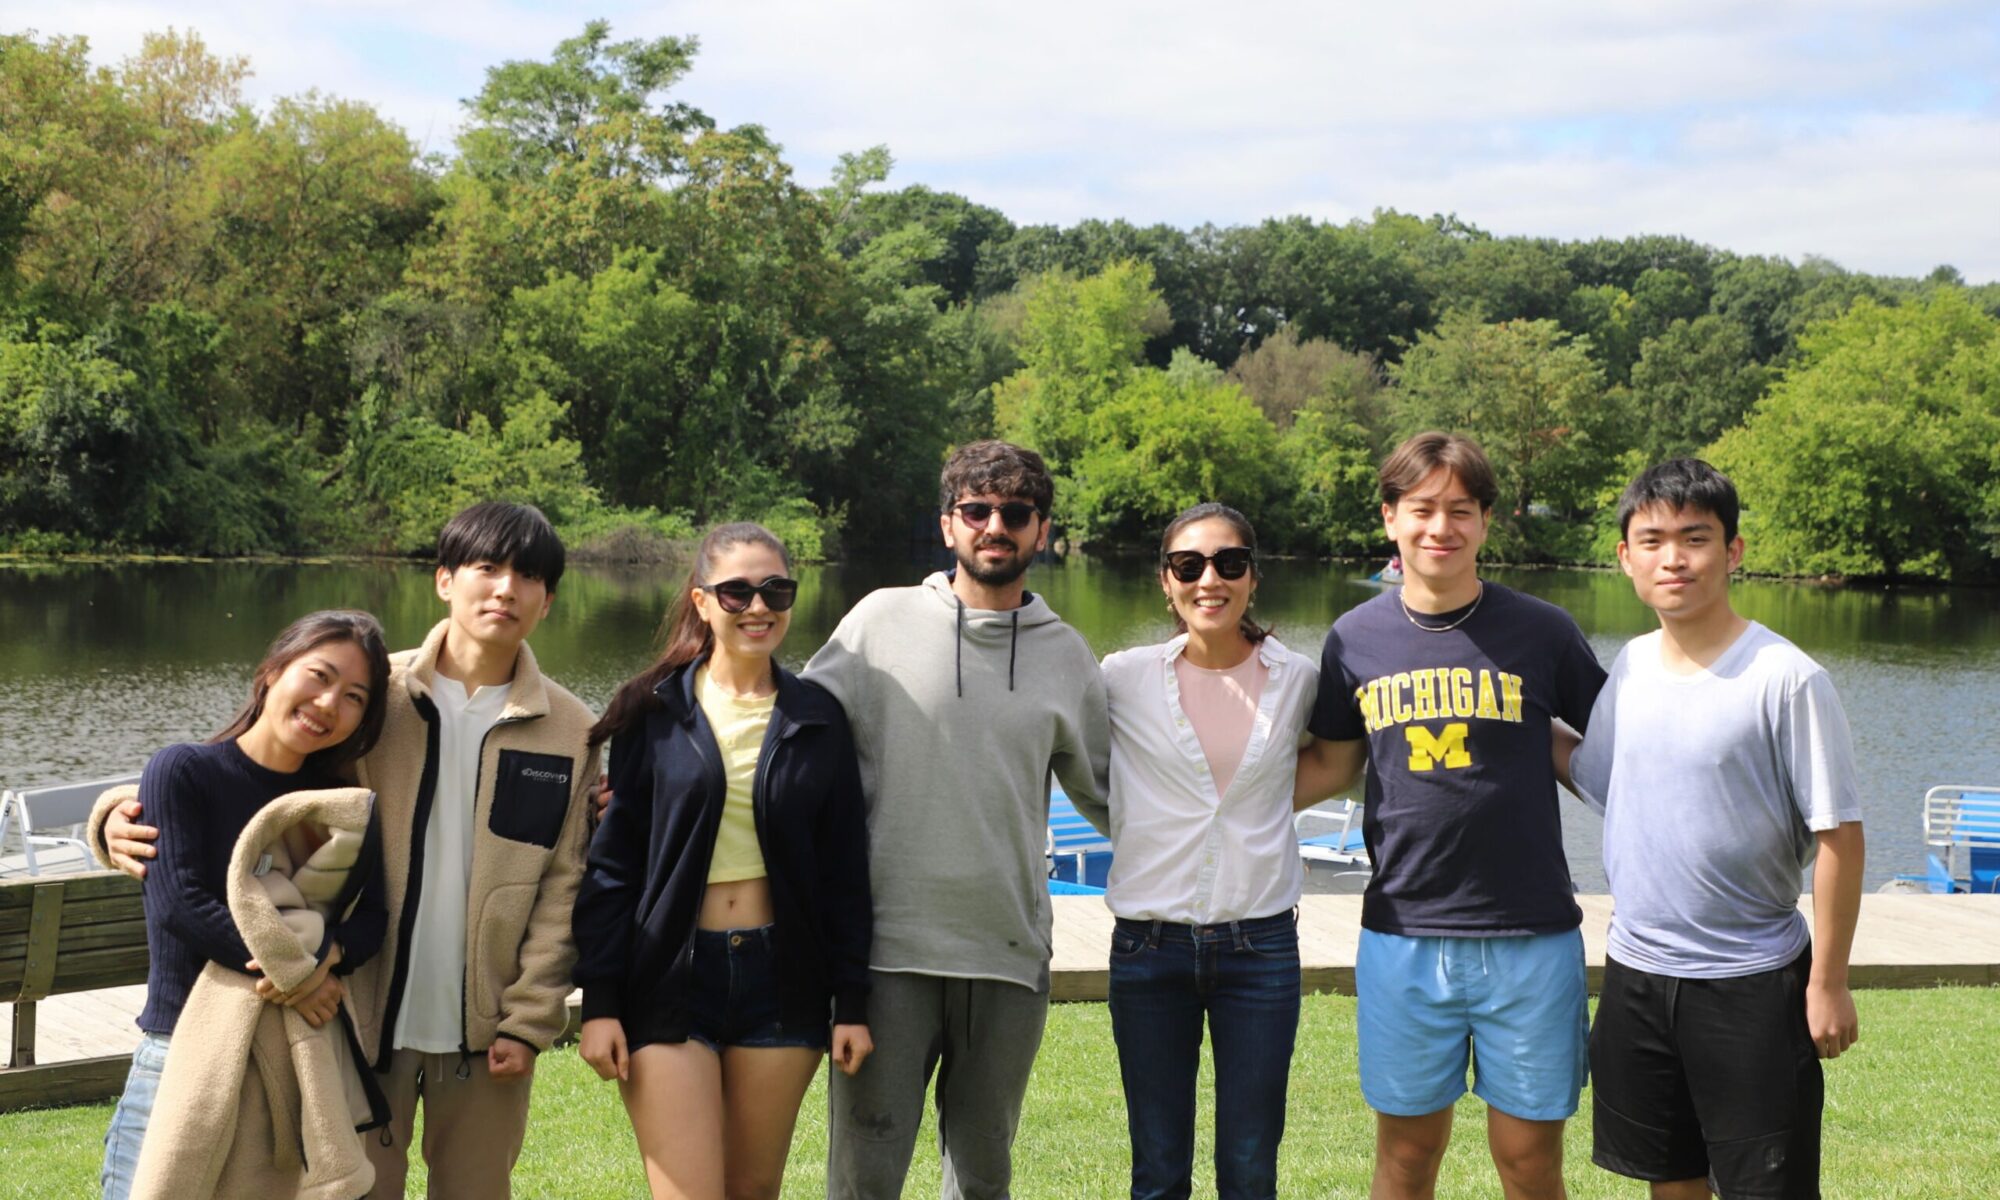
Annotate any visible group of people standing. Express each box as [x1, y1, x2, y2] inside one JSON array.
[[88, 430, 1863, 1200]]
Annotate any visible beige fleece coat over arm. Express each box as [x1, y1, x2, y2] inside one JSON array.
[[130, 786, 385, 1200]]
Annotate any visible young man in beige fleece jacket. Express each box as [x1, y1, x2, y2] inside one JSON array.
[[102, 502, 600, 1199]]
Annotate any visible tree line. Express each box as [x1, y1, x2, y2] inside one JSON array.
[[3, 23, 1997, 578]]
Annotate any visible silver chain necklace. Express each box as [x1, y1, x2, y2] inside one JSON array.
[[1399, 583, 1484, 633]]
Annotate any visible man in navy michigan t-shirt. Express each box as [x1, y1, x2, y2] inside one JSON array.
[[1297, 431, 1606, 1200]]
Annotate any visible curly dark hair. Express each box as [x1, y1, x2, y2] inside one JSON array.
[[937, 440, 1055, 515]]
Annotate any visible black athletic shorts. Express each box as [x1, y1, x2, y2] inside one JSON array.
[[1589, 948, 1823, 1199]]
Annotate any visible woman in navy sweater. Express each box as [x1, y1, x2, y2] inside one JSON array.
[[100, 609, 392, 1200], [575, 522, 872, 1200]]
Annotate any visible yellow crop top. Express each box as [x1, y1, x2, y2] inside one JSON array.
[[695, 665, 774, 884]]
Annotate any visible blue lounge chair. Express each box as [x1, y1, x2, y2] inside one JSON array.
[[1296, 800, 1370, 880], [1920, 786, 2000, 894], [1047, 789, 1111, 890]]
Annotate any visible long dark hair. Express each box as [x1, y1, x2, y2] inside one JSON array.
[[590, 522, 792, 746], [211, 610, 393, 773], [1159, 502, 1271, 645]]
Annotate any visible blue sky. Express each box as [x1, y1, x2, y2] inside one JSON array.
[[33, 0, 2000, 280]]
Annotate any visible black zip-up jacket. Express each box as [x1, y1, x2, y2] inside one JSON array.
[[572, 658, 873, 1036]]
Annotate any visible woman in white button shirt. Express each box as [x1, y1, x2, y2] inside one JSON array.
[[1099, 502, 1318, 1200]]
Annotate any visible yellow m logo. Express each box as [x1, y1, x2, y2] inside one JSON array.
[[1405, 723, 1472, 771]]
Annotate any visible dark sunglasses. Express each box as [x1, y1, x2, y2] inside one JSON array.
[[697, 576, 799, 613], [1162, 547, 1255, 583], [952, 501, 1042, 531]]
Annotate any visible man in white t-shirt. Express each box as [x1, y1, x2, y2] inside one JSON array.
[[1565, 458, 1865, 1200]]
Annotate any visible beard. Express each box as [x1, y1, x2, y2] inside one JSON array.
[[955, 538, 1032, 587]]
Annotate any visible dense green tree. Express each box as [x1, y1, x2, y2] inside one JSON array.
[[0, 31, 244, 315], [1564, 234, 1717, 296], [1391, 311, 1631, 551], [836, 179, 1013, 304], [1562, 284, 1640, 384], [1629, 316, 1768, 460], [194, 95, 435, 435], [1708, 254, 1805, 362], [1438, 236, 1574, 324], [1067, 351, 1283, 546], [1708, 291, 2000, 579], [1225, 326, 1385, 441], [1225, 217, 1431, 362], [992, 260, 1167, 475], [1281, 405, 1381, 556]]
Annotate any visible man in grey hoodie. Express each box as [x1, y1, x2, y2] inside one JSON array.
[[806, 440, 1111, 1200]]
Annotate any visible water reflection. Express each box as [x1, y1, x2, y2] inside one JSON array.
[[5, 556, 1997, 888]]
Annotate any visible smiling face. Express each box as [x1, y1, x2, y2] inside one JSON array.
[[250, 639, 375, 767], [436, 557, 553, 653], [940, 491, 1049, 587], [1618, 502, 1743, 622], [1382, 466, 1491, 594], [1160, 517, 1256, 642], [691, 541, 792, 661]]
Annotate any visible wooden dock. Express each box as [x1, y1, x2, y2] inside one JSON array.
[[1051, 893, 2000, 999], [6, 895, 1997, 1080]]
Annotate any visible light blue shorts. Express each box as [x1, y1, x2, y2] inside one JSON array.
[[1356, 928, 1587, 1121]]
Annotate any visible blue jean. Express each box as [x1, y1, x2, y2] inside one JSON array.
[[101, 1031, 169, 1200], [1108, 913, 1301, 1200]]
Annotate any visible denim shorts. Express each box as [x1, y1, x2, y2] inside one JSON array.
[[634, 925, 827, 1054], [1356, 927, 1588, 1121]]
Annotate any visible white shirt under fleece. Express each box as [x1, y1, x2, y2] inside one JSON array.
[[1101, 635, 1315, 925], [1571, 622, 1862, 979], [394, 675, 510, 1053]]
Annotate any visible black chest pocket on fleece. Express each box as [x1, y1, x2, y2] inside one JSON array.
[[490, 750, 574, 847]]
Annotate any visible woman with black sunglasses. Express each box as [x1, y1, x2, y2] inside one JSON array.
[[573, 522, 873, 1200], [1098, 502, 1319, 1200]]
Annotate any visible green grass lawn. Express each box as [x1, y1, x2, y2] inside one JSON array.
[[8, 988, 1997, 1198]]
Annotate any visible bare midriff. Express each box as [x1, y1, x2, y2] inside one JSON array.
[[697, 876, 774, 929]]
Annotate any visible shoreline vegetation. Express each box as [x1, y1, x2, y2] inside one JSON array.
[[3, 544, 1994, 588], [4, 24, 1997, 582]]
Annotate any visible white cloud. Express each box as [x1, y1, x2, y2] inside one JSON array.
[[26, 0, 2000, 280]]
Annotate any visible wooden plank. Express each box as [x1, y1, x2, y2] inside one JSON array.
[[0, 872, 139, 908], [0, 945, 150, 995], [0, 892, 143, 936], [1039, 894, 2000, 1001], [0, 894, 146, 941], [0, 1053, 132, 1113]]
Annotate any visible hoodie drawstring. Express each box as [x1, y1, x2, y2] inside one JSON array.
[[952, 589, 1022, 695]]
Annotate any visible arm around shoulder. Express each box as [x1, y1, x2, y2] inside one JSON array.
[[816, 704, 874, 1027], [1294, 736, 1365, 812], [1055, 662, 1112, 836], [572, 729, 654, 1022]]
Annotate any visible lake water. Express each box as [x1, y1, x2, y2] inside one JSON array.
[[4, 555, 1998, 890]]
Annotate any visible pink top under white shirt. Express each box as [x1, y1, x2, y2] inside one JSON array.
[[1099, 634, 1316, 924], [1174, 651, 1267, 796]]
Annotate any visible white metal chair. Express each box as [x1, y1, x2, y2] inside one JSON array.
[[0, 774, 140, 876], [1296, 799, 1371, 879]]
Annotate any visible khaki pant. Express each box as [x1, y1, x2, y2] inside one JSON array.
[[366, 1048, 534, 1199]]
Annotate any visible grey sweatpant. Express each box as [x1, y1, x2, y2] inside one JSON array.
[[827, 970, 1050, 1200]]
